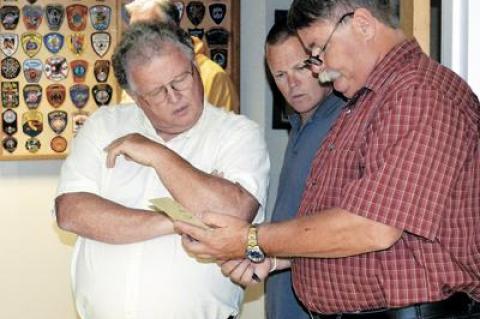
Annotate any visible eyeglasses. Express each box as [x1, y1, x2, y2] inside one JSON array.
[[304, 12, 354, 68], [136, 64, 194, 105]]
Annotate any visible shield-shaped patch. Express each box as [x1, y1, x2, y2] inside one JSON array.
[[90, 5, 111, 31], [0, 33, 19, 56], [21, 31, 42, 58], [46, 84, 66, 108], [209, 3, 226, 25], [186, 1, 205, 26], [23, 59, 43, 83], [91, 31, 111, 57]]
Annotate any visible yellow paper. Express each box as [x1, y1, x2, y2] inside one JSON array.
[[149, 197, 210, 229]]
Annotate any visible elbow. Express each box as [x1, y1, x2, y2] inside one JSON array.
[[370, 224, 403, 251], [232, 187, 259, 222], [55, 194, 74, 231]]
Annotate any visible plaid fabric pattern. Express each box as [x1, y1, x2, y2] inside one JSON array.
[[293, 40, 480, 314]]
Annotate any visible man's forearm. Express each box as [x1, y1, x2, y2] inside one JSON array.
[[259, 208, 402, 258], [152, 146, 259, 221], [55, 192, 174, 244]]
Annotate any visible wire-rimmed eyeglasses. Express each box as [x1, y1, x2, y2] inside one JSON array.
[[135, 63, 194, 105], [304, 12, 355, 68]]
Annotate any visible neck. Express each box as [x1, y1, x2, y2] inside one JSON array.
[[376, 27, 408, 62]]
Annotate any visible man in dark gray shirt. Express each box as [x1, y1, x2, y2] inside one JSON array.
[[264, 20, 344, 319]]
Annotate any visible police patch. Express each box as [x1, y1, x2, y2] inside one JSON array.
[[209, 3, 226, 25], [70, 59, 88, 83], [0, 6, 20, 30], [70, 84, 89, 109], [206, 28, 229, 46], [45, 4, 64, 31], [66, 4, 87, 31], [92, 84, 112, 107], [23, 84, 42, 109], [2, 109, 17, 135], [94, 60, 110, 83], [0, 33, 19, 56], [44, 32, 64, 54], [50, 135, 67, 153], [1, 57, 21, 79], [174, 1, 185, 22], [91, 31, 111, 57], [210, 48, 228, 69], [48, 110, 67, 134], [21, 31, 42, 57], [68, 33, 85, 56], [44, 55, 68, 81], [22, 109, 43, 138], [90, 5, 111, 31], [22, 5, 43, 30], [25, 137, 41, 153], [2, 136, 18, 153], [46, 84, 66, 108], [186, 1, 205, 26], [23, 59, 43, 83], [188, 28, 204, 40], [1, 81, 19, 108]]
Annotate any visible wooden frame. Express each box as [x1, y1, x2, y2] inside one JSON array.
[[0, 0, 122, 160], [399, 0, 431, 54]]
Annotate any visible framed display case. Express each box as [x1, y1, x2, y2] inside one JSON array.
[[0, 0, 122, 160], [177, 0, 240, 100]]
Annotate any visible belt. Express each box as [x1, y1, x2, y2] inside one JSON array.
[[310, 292, 480, 319]]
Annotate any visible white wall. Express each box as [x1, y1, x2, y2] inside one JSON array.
[[0, 160, 77, 318], [441, 0, 480, 95]]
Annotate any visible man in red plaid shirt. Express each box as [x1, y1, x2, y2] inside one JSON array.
[[176, 1, 480, 318]]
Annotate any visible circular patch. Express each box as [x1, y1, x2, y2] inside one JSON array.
[[1, 56, 21, 79], [25, 137, 41, 153], [50, 135, 67, 152]]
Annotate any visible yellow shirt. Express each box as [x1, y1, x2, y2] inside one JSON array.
[[193, 37, 239, 113]]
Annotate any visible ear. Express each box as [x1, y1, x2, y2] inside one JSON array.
[[351, 8, 376, 41]]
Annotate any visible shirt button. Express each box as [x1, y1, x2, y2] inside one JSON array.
[[328, 143, 335, 151], [345, 108, 352, 114]]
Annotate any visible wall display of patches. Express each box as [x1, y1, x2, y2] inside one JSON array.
[[0, 0, 121, 160], [176, 0, 240, 95]]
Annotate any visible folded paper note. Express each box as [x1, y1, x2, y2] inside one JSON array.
[[149, 197, 210, 229]]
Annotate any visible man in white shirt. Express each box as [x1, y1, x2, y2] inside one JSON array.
[[55, 22, 269, 319]]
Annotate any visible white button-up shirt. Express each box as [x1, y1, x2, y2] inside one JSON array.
[[56, 103, 270, 319]]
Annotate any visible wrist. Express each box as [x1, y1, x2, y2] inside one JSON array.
[[245, 224, 265, 263]]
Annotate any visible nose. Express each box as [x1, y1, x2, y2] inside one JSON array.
[[287, 74, 300, 89], [165, 85, 180, 103]]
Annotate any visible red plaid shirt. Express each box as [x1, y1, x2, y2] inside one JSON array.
[[293, 40, 480, 314]]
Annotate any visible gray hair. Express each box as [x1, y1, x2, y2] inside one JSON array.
[[112, 22, 194, 91], [125, 0, 180, 25], [288, 0, 399, 30]]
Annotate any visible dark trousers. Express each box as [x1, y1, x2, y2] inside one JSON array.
[[309, 292, 480, 319]]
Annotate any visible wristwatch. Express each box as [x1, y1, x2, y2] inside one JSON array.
[[245, 225, 265, 263]]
